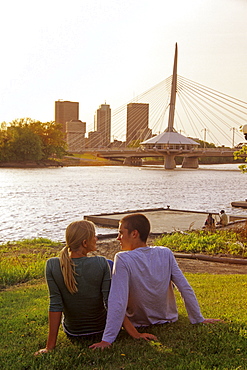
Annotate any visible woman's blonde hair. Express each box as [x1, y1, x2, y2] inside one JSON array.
[[60, 220, 96, 294]]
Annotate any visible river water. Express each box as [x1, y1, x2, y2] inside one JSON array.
[[0, 164, 246, 243]]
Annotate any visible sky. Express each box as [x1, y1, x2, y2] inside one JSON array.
[[0, 0, 246, 141]]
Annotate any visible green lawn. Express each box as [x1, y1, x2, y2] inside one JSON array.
[[1, 274, 246, 370], [0, 234, 246, 369]]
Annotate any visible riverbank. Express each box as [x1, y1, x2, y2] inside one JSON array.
[[0, 159, 63, 168], [0, 152, 243, 168]]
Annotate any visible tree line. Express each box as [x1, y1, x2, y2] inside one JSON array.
[[0, 118, 67, 163]]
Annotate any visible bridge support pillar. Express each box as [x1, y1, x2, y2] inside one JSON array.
[[123, 157, 143, 166], [164, 155, 176, 169], [182, 156, 199, 168]]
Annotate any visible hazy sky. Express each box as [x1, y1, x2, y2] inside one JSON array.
[[1, 0, 246, 137]]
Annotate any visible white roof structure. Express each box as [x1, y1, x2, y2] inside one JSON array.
[[141, 131, 199, 146]]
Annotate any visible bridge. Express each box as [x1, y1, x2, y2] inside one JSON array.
[[95, 147, 240, 167], [83, 44, 247, 169]]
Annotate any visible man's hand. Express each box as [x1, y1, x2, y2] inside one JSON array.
[[122, 315, 158, 341], [89, 341, 112, 350], [135, 333, 158, 341], [202, 318, 224, 324]]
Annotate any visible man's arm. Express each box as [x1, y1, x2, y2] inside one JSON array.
[[170, 251, 205, 323], [89, 316, 157, 350], [90, 254, 130, 349], [170, 251, 222, 324], [122, 316, 157, 341]]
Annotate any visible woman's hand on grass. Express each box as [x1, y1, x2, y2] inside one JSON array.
[[89, 341, 112, 350]]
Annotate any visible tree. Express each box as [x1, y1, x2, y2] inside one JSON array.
[[234, 145, 247, 173], [11, 126, 42, 161], [192, 138, 216, 148], [0, 125, 43, 162], [27, 119, 67, 159], [0, 118, 67, 163]]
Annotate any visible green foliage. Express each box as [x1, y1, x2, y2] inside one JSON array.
[[0, 238, 62, 289], [234, 145, 247, 173], [154, 229, 247, 257], [0, 118, 67, 163], [192, 138, 216, 148], [0, 275, 246, 369], [1, 229, 247, 290]]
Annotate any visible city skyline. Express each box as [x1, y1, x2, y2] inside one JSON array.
[[0, 0, 246, 144]]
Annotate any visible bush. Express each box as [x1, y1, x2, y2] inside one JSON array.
[[154, 229, 247, 257]]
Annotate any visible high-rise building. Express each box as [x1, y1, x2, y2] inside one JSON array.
[[94, 104, 111, 147], [55, 100, 79, 133], [87, 131, 102, 148], [126, 103, 149, 146], [66, 120, 86, 152]]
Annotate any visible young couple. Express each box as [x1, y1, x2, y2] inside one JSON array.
[[35, 214, 220, 355]]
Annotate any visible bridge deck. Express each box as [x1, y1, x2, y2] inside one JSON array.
[[96, 147, 239, 160]]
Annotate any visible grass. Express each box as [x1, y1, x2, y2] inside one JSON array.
[[0, 232, 246, 369], [0, 238, 62, 289], [0, 275, 246, 369], [154, 228, 247, 257], [71, 153, 107, 161], [1, 227, 246, 290]]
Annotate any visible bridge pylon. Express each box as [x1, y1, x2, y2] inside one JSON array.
[[141, 43, 199, 169]]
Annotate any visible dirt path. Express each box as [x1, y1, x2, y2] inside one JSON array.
[[94, 239, 247, 275]]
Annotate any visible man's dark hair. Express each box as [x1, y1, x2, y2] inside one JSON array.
[[120, 213, 150, 242]]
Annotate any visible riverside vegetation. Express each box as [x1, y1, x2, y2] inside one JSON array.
[[1, 118, 246, 169], [0, 228, 246, 369]]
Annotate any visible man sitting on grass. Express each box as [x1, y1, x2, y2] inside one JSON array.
[[90, 213, 221, 350]]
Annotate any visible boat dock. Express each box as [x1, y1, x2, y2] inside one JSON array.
[[84, 208, 247, 235]]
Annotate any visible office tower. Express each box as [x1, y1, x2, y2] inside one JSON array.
[[66, 120, 86, 152], [94, 104, 111, 147], [126, 103, 149, 146], [55, 100, 79, 133], [87, 131, 102, 148]]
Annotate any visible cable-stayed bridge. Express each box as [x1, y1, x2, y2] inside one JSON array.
[[105, 75, 246, 148], [86, 44, 247, 169]]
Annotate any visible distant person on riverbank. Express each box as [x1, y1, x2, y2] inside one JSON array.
[[217, 210, 228, 226], [90, 213, 221, 350], [34, 220, 111, 356], [204, 213, 215, 231]]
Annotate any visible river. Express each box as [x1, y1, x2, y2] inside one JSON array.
[[0, 164, 246, 243]]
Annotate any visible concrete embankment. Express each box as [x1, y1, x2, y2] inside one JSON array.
[[85, 208, 247, 234]]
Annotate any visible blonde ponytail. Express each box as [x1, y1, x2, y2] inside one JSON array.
[[59, 220, 96, 294], [60, 246, 78, 294]]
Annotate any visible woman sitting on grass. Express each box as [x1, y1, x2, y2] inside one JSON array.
[[35, 220, 111, 355]]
